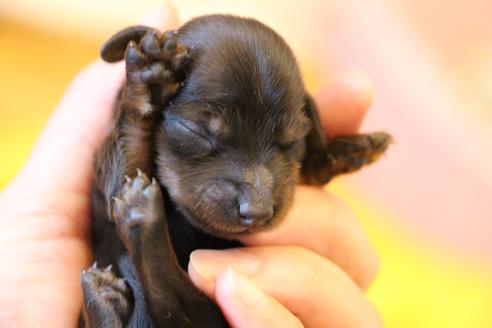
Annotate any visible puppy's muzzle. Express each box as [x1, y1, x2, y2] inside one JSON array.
[[238, 183, 273, 227], [238, 165, 274, 227], [204, 165, 275, 228]]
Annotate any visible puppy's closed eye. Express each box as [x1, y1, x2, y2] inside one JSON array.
[[164, 116, 213, 158], [275, 115, 312, 161], [279, 139, 307, 161]]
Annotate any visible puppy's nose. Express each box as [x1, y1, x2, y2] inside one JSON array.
[[238, 166, 274, 227], [238, 203, 273, 227]]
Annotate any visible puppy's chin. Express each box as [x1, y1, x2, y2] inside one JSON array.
[[177, 205, 284, 239]]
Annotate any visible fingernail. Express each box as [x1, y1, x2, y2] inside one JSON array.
[[341, 69, 373, 107], [226, 267, 270, 311], [190, 249, 262, 283]]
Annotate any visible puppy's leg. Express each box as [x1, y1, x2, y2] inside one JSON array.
[[93, 30, 226, 327], [302, 132, 392, 184], [113, 170, 228, 328], [94, 29, 190, 204], [301, 94, 392, 184], [88, 30, 196, 326], [81, 263, 132, 328]]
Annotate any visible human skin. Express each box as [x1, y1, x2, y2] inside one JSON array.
[[0, 3, 381, 327]]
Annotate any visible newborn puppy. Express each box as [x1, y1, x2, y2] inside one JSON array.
[[80, 15, 390, 328]]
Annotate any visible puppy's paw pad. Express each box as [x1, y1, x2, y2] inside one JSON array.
[[124, 30, 190, 103], [112, 170, 163, 244], [125, 30, 190, 77], [81, 263, 131, 313], [141, 30, 161, 58], [140, 62, 174, 84]]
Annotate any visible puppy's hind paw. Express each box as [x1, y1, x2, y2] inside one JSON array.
[[81, 263, 132, 325]]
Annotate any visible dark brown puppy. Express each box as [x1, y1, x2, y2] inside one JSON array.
[[80, 15, 390, 328]]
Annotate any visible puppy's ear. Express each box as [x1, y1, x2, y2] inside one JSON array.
[[300, 94, 331, 185], [101, 26, 159, 63], [300, 93, 392, 185]]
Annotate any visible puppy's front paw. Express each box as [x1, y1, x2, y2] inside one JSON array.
[[81, 262, 132, 323], [112, 169, 164, 252], [125, 30, 190, 103]]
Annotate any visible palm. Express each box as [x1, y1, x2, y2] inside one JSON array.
[[0, 189, 90, 326]]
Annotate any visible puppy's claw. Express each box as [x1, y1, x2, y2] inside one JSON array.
[[105, 265, 113, 272], [92, 261, 98, 269]]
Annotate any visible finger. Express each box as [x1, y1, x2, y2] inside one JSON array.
[[215, 268, 303, 328], [314, 69, 373, 136], [10, 2, 179, 194], [240, 186, 379, 290], [189, 247, 383, 328]]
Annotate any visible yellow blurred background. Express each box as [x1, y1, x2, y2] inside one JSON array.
[[1, 0, 491, 327]]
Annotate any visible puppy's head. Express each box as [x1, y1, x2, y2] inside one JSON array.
[[153, 16, 312, 238]]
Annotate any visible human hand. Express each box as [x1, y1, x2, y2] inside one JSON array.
[[0, 4, 179, 327], [0, 2, 380, 328]]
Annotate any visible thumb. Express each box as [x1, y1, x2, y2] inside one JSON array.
[[314, 69, 373, 136], [8, 1, 179, 195], [215, 268, 303, 328]]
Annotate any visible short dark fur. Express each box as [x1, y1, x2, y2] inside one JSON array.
[[80, 15, 391, 328]]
